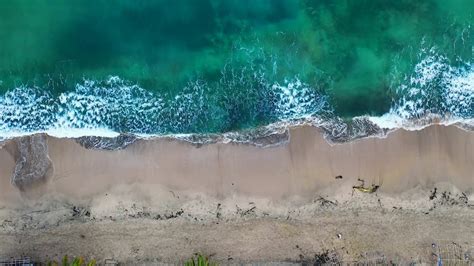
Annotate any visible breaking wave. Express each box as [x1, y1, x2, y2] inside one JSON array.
[[0, 48, 472, 143], [367, 48, 473, 131], [392, 48, 473, 120], [0, 76, 328, 140]]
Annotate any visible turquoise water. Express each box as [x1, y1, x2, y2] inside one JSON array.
[[0, 0, 472, 136]]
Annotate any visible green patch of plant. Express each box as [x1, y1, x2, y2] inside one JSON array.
[[46, 255, 96, 266], [184, 254, 217, 266]]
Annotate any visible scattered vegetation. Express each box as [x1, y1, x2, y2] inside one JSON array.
[[184, 254, 217, 266], [46, 255, 96, 266], [296, 246, 341, 265], [315, 196, 338, 208]]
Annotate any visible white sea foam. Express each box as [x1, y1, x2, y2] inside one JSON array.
[[366, 48, 473, 131], [390, 49, 473, 120], [0, 76, 327, 139], [272, 78, 327, 120], [366, 114, 405, 130], [0, 47, 473, 140]]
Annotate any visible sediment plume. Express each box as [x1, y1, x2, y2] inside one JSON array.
[[9, 135, 52, 191]]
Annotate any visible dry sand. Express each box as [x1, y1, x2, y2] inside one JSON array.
[[0, 124, 473, 264]]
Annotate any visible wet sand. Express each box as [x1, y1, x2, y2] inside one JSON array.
[[1, 124, 474, 204], [0, 124, 473, 263]]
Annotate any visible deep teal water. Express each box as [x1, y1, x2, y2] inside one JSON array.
[[0, 0, 472, 136]]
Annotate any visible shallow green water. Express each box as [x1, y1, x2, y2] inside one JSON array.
[[0, 0, 472, 135]]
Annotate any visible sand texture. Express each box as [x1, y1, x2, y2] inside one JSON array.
[[0, 124, 473, 264]]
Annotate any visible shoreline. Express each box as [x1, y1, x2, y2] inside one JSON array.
[[1, 123, 474, 204], [0, 123, 473, 263], [1, 115, 473, 146]]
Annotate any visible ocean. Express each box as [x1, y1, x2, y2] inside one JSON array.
[[0, 0, 472, 139]]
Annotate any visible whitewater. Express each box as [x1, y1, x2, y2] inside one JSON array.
[[0, 49, 472, 143]]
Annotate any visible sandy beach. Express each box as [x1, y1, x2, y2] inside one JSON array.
[[0, 124, 473, 264], [1, 1, 472, 264]]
